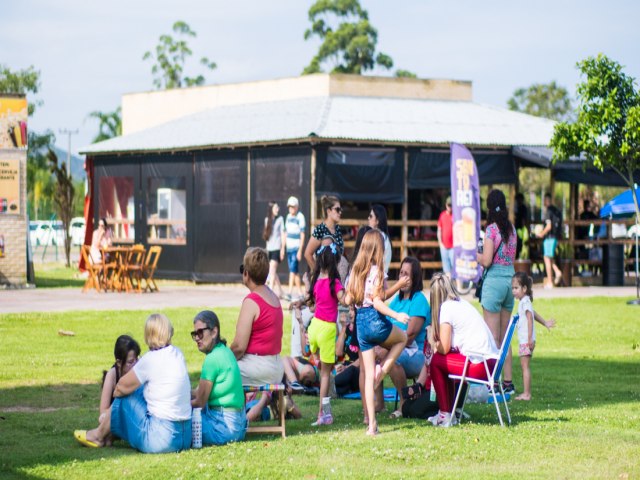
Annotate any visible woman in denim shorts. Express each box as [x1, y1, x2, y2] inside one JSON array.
[[477, 190, 517, 394]]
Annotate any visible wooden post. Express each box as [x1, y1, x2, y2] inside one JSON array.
[[310, 147, 316, 227], [247, 149, 251, 248], [401, 148, 409, 261], [508, 184, 516, 224], [569, 183, 578, 243]]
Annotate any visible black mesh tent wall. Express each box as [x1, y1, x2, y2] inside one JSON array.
[[408, 148, 516, 189], [249, 146, 312, 275]]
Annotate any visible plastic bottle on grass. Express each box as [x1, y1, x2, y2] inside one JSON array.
[[192, 407, 202, 448]]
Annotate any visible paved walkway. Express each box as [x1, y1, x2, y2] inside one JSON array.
[[1, 284, 637, 314]]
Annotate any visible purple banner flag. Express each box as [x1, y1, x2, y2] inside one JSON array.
[[450, 143, 481, 282]]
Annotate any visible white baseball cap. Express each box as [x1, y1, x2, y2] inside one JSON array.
[[287, 196, 299, 207]]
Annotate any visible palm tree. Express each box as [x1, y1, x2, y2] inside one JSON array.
[[87, 107, 121, 143]]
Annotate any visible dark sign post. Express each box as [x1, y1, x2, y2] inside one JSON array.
[[450, 143, 481, 282]]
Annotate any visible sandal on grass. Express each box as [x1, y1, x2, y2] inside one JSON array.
[[74, 430, 99, 448], [389, 409, 402, 419]]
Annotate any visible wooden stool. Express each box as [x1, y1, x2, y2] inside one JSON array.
[[243, 384, 286, 438]]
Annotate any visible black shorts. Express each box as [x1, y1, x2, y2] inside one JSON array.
[[268, 250, 280, 262]]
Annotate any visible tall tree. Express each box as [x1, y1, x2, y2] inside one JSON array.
[[143, 21, 217, 89], [48, 149, 75, 267], [303, 0, 393, 75], [508, 81, 573, 122], [87, 107, 121, 143], [550, 54, 640, 224]]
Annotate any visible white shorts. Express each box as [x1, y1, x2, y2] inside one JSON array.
[[237, 354, 284, 386]]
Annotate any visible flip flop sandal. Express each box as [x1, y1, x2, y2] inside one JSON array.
[[74, 430, 99, 448]]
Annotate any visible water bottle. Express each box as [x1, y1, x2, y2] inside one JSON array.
[[429, 381, 436, 402], [191, 407, 202, 449]]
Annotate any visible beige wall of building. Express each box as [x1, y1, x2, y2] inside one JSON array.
[[122, 74, 472, 135]]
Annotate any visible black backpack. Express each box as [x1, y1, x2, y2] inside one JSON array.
[[549, 206, 563, 239]]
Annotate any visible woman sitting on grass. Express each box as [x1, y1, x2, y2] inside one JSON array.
[[99, 335, 140, 423], [74, 313, 192, 453], [191, 310, 247, 445]]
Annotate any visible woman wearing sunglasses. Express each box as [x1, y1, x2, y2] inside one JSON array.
[[191, 310, 247, 445], [305, 195, 344, 271]]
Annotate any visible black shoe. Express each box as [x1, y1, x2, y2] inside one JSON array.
[[502, 381, 515, 395]]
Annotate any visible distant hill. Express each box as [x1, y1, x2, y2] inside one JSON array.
[[50, 146, 86, 180]]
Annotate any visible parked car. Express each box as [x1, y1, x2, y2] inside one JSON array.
[[29, 221, 66, 246], [70, 217, 86, 245]]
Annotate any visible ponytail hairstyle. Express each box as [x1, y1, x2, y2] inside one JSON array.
[[306, 241, 340, 309], [429, 272, 460, 342], [346, 229, 385, 306], [486, 189, 513, 245], [320, 195, 340, 220], [512, 271, 534, 301], [193, 310, 227, 347], [102, 334, 141, 388], [262, 201, 277, 242]]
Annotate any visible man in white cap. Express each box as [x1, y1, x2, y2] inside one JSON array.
[[284, 196, 306, 299]]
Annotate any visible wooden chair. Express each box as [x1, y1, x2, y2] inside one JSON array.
[[80, 245, 102, 293], [124, 244, 146, 293], [143, 245, 162, 292], [243, 384, 286, 438]]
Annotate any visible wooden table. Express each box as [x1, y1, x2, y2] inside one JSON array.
[[101, 246, 131, 292]]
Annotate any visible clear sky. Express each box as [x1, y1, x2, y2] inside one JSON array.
[[2, 0, 639, 155]]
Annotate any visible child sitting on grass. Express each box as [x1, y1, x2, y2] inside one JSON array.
[[511, 272, 556, 401]]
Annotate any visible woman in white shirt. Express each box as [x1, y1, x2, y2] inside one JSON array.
[[74, 313, 192, 453], [427, 273, 498, 427]]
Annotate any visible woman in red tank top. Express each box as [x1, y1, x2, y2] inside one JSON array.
[[231, 247, 285, 386]]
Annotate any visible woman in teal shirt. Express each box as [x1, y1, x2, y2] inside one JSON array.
[[191, 310, 247, 446]]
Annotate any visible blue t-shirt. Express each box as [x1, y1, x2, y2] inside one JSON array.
[[387, 291, 430, 351]]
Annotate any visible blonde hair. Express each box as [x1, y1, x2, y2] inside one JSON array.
[[320, 195, 340, 220], [243, 247, 269, 285], [144, 313, 174, 350], [346, 230, 385, 306], [429, 272, 460, 341]]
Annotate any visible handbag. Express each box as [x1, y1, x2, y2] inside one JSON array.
[[474, 236, 502, 302]]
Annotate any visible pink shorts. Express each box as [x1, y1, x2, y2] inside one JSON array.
[[519, 343, 535, 356]]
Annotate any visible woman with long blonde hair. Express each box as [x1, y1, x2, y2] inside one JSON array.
[[428, 273, 498, 427], [345, 230, 408, 436]]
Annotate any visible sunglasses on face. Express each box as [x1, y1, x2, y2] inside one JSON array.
[[332, 206, 343, 214], [191, 327, 211, 341]]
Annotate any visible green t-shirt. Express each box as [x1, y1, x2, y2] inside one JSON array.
[[200, 343, 244, 410]]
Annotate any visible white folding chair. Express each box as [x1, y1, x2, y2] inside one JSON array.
[[448, 314, 519, 427]]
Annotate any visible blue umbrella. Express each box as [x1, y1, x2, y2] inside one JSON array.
[[600, 187, 640, 305], [600, 187, 640, 219]]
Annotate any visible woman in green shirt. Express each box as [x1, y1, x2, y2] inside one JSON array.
[[191, 310, 247, 445]]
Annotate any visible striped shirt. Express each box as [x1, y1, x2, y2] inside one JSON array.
[[285, 212, 306, 251]]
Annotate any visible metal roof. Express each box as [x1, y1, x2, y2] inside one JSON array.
[[80, 96, 556, 155]]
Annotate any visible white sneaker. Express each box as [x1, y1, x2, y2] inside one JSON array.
[[427, 411, 458, 427]]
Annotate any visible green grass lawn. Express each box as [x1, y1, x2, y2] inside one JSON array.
[[1, 299, 639, 479]]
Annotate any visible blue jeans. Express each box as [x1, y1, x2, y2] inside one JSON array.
[[111, 387, 192, 454], [286, 249, 299, 273], [202, 406, 247, 446], [440, 247, 454, 274], [356, 306, 393, 352], [396, 349, 426, 378]]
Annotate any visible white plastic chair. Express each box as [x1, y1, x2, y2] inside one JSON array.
[[448, 314, 519, 427]]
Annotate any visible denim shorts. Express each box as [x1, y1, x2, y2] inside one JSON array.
[[287, 249, 299, 273], [355, 306, 393, 352], [480, 264, 515, 313], [202, 406, 247, 446], [111, 387, 192, 454], [396, 349, 426, 378], [543, 238, 557, 258]]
